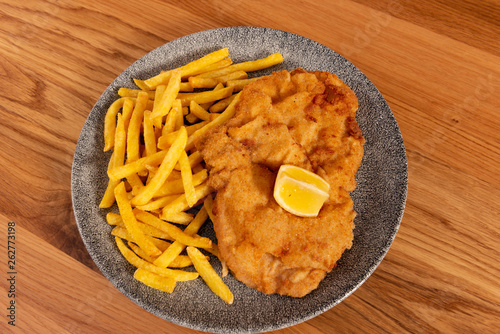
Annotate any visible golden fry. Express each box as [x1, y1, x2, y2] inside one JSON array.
[[143, 110, 157, 156], [179, 150, 197, 207], [188, 76, 219, 89], [106, 212, 123, 226], [161, 211, 194, 225], [103, 97, 126, 151], [126, 91, 149, 163], [133, 79, 151, 91], [99, 113, 127, 208], [189, 101, 211, 121], [187, 246, 233, 304]]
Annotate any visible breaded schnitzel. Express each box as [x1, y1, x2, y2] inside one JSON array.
[[197, 68, 365, 297]]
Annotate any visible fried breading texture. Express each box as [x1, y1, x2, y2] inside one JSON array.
[[197, 68, 364, 297]]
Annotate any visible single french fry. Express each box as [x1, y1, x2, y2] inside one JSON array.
[[160, 183, 213, 218], [187, 246, 233, 304], [151, 84, 166, 116], [134, 209, 212, 248], [143, 110, 157, 156], [114, 182, 162, 257], [115, 237, 198, 281], [126, 91, 149, 163], [126, 173, 144, 192], [188, 76, 219, 89], [144, 48, 229, 89], [111, 225, 131, 239], [185, 112, 199, 124], [134, 268, 176, 293], [100, 113, 127, 208], [173, 100, 184, 131], [197, 52, 283, 78], [189, 101, 211, 121], [133, 79, 151, 91], [131, 126, 187, 206], [121, 98, 135, 131], [185, 92, 241, 151], [177, 86, 233, 107], [153, 206, 209, 268], [161, 211, 194, 225], [179, 150, 197, 207], [103, 97, 126, 151], [150, 69, 182, 128], [106, 212, 123, 226], [179, 82, 194, 92], [118, 87, 156, 100]]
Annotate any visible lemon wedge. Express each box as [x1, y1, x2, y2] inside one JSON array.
[[273, 165, 330, 217]]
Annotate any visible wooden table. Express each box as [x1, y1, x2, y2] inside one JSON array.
[[1, 0, 499, 333]]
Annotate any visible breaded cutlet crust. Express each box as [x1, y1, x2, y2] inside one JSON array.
[[197, 68, 365, 297]]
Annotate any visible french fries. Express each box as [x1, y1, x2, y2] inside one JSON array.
[[99, 48, 283, 301]]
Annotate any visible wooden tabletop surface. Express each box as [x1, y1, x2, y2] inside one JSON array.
[[1, 0, 499, 333]]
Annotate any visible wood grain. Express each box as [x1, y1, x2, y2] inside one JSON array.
[[0, 0, 499, 333]]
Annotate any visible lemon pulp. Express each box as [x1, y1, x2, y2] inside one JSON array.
[[273, 165, 330, 217]]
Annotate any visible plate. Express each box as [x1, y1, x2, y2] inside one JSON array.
[[71, 26, 408, 333]]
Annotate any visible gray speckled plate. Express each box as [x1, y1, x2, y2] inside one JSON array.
[[71, 27, 407, 333]]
